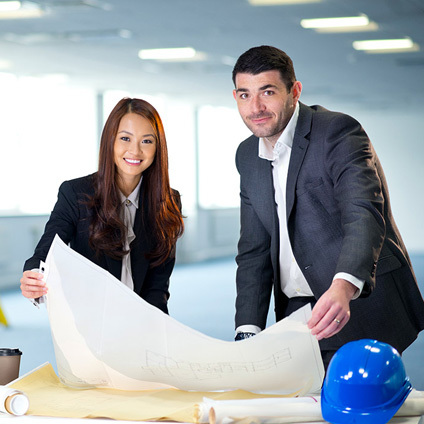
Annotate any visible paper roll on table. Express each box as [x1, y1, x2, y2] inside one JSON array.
[[196, 390, 424, 424], [195, 396, 321, 424], [0, 386, 29, 416]]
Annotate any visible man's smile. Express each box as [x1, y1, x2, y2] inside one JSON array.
[[249, 113, 273, 125]]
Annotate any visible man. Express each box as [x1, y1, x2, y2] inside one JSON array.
[[232, 45, 424, 368]]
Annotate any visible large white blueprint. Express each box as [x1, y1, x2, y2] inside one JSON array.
[[43, 235, 324, 394]]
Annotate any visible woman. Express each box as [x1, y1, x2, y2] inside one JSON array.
[[20, 98, 184, 313]]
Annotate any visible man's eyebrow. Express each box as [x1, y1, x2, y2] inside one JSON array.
[[235, 84, 278, 93], [259, 84, 278, 91]]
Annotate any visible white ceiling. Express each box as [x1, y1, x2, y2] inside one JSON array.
[[1, 0, 423, 109]]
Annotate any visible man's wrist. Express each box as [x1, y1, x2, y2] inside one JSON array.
[[333, 272, 364, 299], [332, 278, 358, 300]]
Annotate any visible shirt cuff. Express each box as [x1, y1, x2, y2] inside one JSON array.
[[235, 325, 261, 336], [333, 272, 364, 300]]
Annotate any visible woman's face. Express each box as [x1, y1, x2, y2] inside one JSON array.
[[113, 113, 157, 194]]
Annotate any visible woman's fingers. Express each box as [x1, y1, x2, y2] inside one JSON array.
[[20, 270, 47, 299]]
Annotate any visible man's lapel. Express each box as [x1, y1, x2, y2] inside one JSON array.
[[253, 146, 277, 232], [286, 102, 312, 220]]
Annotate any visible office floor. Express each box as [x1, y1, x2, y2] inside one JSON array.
[[1, 255, 423, 389]]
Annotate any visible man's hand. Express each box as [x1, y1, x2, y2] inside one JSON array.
[[307, 278, 357, 340]]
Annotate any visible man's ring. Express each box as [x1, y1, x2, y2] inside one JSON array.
[[334, 318, 341, 324]]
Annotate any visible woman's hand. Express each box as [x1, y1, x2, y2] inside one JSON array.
[[20, 270, 47, 299]]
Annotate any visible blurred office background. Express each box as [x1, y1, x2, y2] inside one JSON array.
[[0, 0, 423, 388]]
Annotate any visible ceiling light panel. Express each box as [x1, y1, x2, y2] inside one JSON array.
[[300, 15, 378, 33], [0, 1, 44, 19], [301, 16, 369, 29], [0, 1, 21, 11], [138, 47, 205, 61], [353, 38, 419, 53], [313, 22, 379, 33]]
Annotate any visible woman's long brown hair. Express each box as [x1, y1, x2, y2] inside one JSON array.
[[87, 98, 184, 266]]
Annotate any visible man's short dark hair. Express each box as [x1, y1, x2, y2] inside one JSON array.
[[232, 45, 296, 92]]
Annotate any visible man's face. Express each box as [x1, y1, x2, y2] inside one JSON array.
[[233, 70, 302, 145]]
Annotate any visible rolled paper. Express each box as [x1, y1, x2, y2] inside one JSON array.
[[0, 386, 29, 416]]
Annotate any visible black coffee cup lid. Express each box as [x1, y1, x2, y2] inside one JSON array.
[[0, 348, 22, 356]]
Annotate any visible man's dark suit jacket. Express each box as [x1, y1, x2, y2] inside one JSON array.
[[235, 102, 424, 353], [24, 173, 177, 314]]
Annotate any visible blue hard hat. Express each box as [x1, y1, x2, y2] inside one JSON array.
[[321, 339, 412, 424]]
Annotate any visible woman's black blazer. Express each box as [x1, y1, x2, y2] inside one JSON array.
[[24, 173, 180, 314]]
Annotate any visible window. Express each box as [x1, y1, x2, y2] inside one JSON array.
[[197, 105, 250, 208], [0, 73, 97, 215]]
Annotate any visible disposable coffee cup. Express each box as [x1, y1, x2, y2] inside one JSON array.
[[0, 349, 22, 385]]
